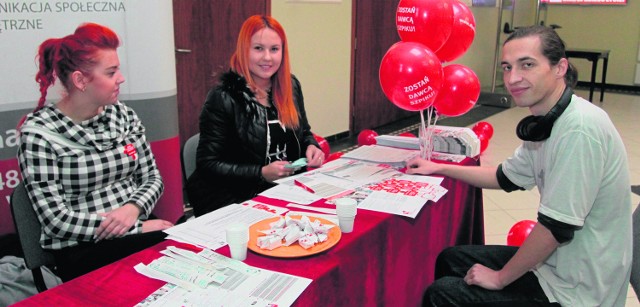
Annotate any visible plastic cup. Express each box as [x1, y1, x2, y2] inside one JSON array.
[[335, 198, 358, 217], [335, 198, 357, 233], [228, 242, 248, 261], [338, 216, 355, 233], [225, 223, 249, 261]]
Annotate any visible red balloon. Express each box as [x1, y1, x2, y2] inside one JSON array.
[[379, 41, 443, 112], [396, 0, 454, 52], [399, 132, 416, 137], [435, 0, 476, 62], [472, 121, 494, 140], [432, 64, 480, 117], [313, 133, 331, 159], [507, 220, 537, 246], [326, 152, 344, 162], [357, 129, 378, 146], [476, 132, 489, 154]]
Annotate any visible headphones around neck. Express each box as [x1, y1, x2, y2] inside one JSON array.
[[516, 87, 574, 142]]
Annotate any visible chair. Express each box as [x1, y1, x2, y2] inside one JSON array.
[[10, 182, 56, 293], [631, 203, 640, 300], [181, 133, 200, 182]]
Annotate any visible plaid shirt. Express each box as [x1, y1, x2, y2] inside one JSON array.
[[17, 101, 164, 250]]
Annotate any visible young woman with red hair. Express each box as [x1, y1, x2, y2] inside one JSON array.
[[17, 23, 173, 281], [187, 15, 324, 216]]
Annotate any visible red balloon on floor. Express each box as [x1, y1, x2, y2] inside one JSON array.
[[507, 220, 537, 246], [472, 121, 494, 140], [357, 129, 378, 146], [476, 132, 489, 154]]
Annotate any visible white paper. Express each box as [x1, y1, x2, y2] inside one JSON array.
[[357, 190, 427, 218], [430, 152, 467, 163], [276, 159, 401, 199], [275, 159, 356, 199], [396, 174, 444, 185], [258, 184, 323, 204], [286, 203, 337, 215], [164, 203, 279, 250], [285, 211, 339, 225], [135, 248, 311, 307], [355, 175, 448, 218], [241, 200, 289, 215], [341, 145, 419, 163]]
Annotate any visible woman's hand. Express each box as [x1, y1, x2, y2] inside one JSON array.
[[261, 161, 295, 182], [96, 203, 140, 241], [305, 145, 324, 167], [405, 157, 440, 175], [142, 219, 174, 233]]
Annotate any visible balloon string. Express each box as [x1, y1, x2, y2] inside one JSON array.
[[419, 109, 427, 160], [427, 108, 433, 161], [430, 111, 439, 160]]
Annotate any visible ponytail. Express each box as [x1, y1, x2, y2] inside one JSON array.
[[34, 38, 62, 111], [24, 22, 120, 126]]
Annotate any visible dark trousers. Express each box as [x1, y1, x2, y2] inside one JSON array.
[[423, 245, 561, 307], [50, 230, 167, 282]]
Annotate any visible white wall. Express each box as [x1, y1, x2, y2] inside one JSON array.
[[272, 0, 352, 138]]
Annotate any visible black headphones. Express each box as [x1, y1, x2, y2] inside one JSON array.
[[516, 87, 573, 142]]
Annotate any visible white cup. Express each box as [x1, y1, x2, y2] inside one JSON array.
[[228, 242, 248, 261], [338, 216, 355, 233], [225, 223, 249, 261], [335, 198, 357, 233]]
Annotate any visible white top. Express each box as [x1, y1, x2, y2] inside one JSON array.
[[502, 95, 632, 306]]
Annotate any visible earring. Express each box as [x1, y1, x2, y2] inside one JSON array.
[[81, 87, 86, 92]]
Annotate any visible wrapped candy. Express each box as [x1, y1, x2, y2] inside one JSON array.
[[283, 227, 302, 246], [257, 215, 335, 250]]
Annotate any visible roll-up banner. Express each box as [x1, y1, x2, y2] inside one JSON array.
[[0, 0, 183, 235]]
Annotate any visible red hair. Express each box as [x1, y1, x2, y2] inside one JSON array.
[[33, 22, 120, 112], [230, 15, 299, 129]]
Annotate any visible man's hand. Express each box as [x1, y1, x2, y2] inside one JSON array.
[[464, 263, 505, 290], [405, 157, 441, 175]]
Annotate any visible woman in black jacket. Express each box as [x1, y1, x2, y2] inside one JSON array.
[[187, 15, 324, 216]]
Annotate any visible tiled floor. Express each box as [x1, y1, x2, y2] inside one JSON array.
[[468, 89, 640, 306], [329, 88, 640, 305]]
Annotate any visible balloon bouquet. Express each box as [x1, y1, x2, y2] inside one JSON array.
[[380, 0, 480, 160]]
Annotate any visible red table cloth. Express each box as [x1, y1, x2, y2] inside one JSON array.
[[12, 158, 484, 307]]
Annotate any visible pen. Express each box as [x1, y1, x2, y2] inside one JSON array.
[[294, 180, 315, 193]]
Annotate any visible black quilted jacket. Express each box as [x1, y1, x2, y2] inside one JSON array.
[[186, 70, 319, 216]]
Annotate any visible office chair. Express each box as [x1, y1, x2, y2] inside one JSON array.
[[631, 203, 639, 300], [181, 133, 200, 182], [10, 182, 57, 293]]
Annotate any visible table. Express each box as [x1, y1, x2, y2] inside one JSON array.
[[13, 158, 484, 307], [565, 48, 610, 102]]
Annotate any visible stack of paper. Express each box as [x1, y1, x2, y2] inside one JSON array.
[[135, 247, 311, 307], [374, 125, 480, 157], [341, 145, 418, 164], [431, 126, 480, 157]]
